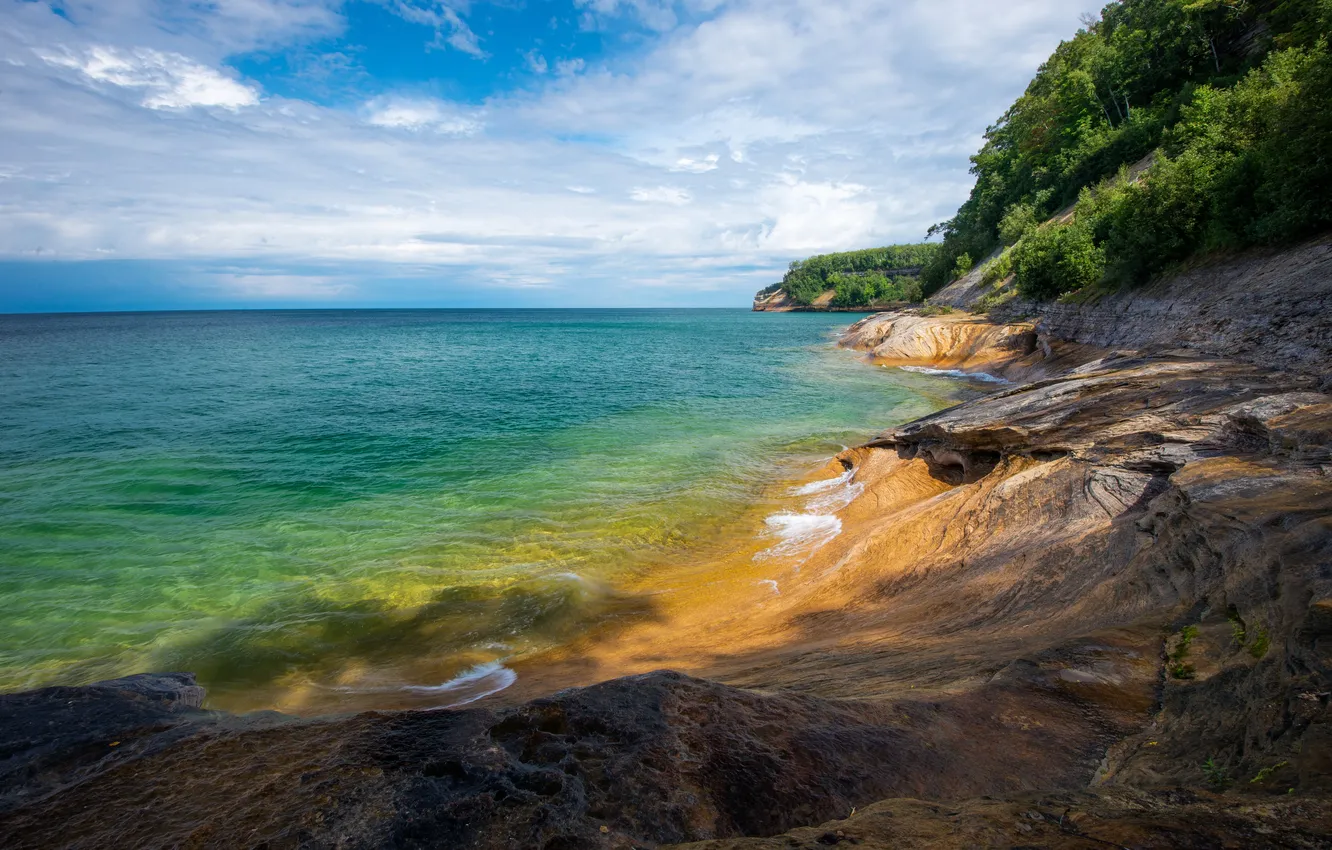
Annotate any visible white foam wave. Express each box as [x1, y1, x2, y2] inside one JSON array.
[[898, 365, 1009, 383], [792, 468, 854, 495], [758, 579, 780, 595], [759, 466, 863, 562], [754, 512, 842, 560], [806, 480, 863, 513], [410, 661, 518, 708], [328, 661, 517, 708]]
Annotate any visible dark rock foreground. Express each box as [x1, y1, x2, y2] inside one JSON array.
[[1, 665, 1329, 848], [0, 664, 1143, 848]]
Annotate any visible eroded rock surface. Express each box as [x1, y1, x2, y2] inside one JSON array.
[[839, 311, 1039, 376], [984, 235, 1332, 379], [4, 245, 1332, 848], [0, 673, 213, 814]]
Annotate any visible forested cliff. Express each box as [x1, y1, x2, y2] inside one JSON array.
[[760, 0, 1332, 311], [921, 0, 1332, 299]]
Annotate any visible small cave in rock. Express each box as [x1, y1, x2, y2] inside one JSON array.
[[896, 442, 1001, 485]]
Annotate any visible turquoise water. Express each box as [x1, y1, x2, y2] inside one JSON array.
[[0, 309, 961, 709]]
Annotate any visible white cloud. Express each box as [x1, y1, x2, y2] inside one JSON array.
[[0, 0, 1111, 305], [374, 1, 486, 57], [670, 153, 720, 173], [37, 46, 259, 110], [554, 57, 586, 76], [11, 0, 345, 59], [630, 186, 692, 205], [759, 179, 877, 252], [364, 97, 483, 135], [575, 0, 680, 32]]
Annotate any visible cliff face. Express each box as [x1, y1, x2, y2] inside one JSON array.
[[752, 286, 796, 311], [3, 242, 1331, 849], [753, 288, 851, 311], [933, 235, 1332, 380]]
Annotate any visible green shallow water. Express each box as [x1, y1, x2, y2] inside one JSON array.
[[0, 309, 967, 709]]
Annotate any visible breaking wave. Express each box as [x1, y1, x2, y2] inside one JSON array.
[[898, 365, 1009, 383], [754, 465, 862, 563]]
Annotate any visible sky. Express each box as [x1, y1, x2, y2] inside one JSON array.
[[0, 0, 1108, 311]]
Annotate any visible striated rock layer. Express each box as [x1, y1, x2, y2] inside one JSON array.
[[936, 234, 1332, 379], [3, 243, 1332, 848]]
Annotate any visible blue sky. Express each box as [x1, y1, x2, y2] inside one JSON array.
[[0, 0, 1107, 311]]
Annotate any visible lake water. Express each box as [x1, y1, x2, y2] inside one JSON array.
[[0, 309, 965, 711]]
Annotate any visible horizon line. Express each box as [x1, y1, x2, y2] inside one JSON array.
[[0, 305, 794, 317]]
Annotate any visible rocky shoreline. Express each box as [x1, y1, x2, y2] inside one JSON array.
[[3, 240, 1331, 848]]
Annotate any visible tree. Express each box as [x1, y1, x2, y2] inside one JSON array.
[[1014, 221, 1104, 299]]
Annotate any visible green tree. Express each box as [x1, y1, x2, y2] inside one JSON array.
[[999, 203, 1039, 243], [952, 253, 974, 279], [1014, 221, 1105, 299], [919, 0, 1332, 299], [780, 244, 938, 305]]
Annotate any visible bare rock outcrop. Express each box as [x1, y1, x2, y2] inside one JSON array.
[[752, 285, 795, 311], [0, 659, 1173, 849], [0, 673, 213, 815], [3, 242, 1331, 848], [981, 235, 1332, 379], [839, 310, 1043, 379]]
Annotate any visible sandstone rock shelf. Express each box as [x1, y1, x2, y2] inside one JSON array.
[[3, 241, 1331, 849]]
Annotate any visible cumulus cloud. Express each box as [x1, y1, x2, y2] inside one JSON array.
[[525, 50, 549, 74], [553, 57, 586, 76], [670, 154, 720, 173], [759, 179, 877, 252], [36, 46, 259, 110], [575, 0, 680, 32], [363, 97, 483, 134]]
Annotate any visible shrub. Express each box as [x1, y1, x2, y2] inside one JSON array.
[[1248, 624, 1271, 658], [1250, 761, 1289, 785], [1203, 757, 1232, 791], [952, 252, 974, 279], [1229, 611, 1248, 647], [829, 271, 927, 307], [1013, 221, 1104, 299], [780, 244, 939, 305], [973, 288, 1017, 313], [1173, 625, 1199, 656], [917, 0, 1332, 299], [1167, 624, 1200, 680], [897, 276, 924, 303], [999, 203, 1039, 243]]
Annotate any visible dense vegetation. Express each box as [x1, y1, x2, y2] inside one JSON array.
[[922, 0, 1332, 300], [777, 244, 938, 306]]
